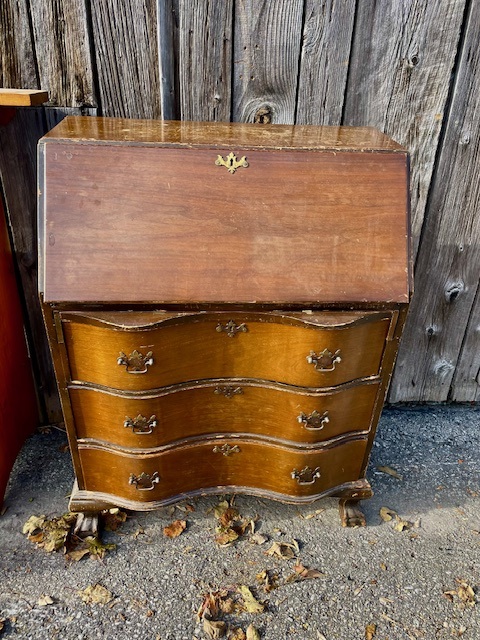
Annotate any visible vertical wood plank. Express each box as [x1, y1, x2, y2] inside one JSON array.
[[0, 109, 62, 423], [29, 0, 96, 107], [91, 0, 161, 118], [232, 0, 305, 124], [343, 1, 466, 256], [157, 0, 180, 120], [390, 2, 480, 403], [0, 0, 38, 89], [451, 287, 480, 402], [177, 0, 233, 121], [296, 0, 356, 125]]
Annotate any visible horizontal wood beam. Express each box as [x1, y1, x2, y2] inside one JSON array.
[[0, 88, 48, 107]]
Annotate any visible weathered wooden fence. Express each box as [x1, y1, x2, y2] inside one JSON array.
[[1, 0, 479, 422]]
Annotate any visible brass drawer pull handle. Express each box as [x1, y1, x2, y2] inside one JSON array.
[[291, 466, 321, 485], [213, 444, 241, 457], [129, 471, 160, 491], [124, 414, 157, 435], [306, 348, 341, 372], [297, 410, 329, 431], [215, 152, 249, 174], [117, 349, 154, 374], [214, 385, 243, 398], [216, 320, 248, 337]]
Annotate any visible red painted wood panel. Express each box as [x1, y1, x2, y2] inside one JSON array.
[[0, 196, 38, 504]]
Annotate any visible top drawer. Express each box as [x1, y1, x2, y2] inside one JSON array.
[[39, 118, 410, 305], [60, 310, 392, 390]]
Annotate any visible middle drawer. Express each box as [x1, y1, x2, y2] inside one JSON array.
[[70, 381, 379, 447]]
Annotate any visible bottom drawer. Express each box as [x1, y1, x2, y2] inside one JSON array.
[[77, 437, 368, 504]]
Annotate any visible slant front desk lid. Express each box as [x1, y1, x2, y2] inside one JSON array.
[[39, 117, 411, 305]]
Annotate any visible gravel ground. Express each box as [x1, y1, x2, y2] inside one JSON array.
[[1, 405, 479, 640]]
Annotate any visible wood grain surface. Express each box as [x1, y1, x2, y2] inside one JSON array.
[[232, 0, 305, 124], [29, 0, 95, 107], [391, 2, 480, 403], [77, 437, 368, 501], [296, 0, 356, 125], [40, 128, 409, 305], [70, 379, 380, 447], [61, 311, 390, 389], [177, 0, 233, 122], [0, 0, 38, 89], [344, 0, 466, 257], [90, 0, 160, 118]]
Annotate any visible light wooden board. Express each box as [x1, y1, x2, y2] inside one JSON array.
[[29, 0, 95, 107], [0, 0, 38, 89], [390, 1, 480, 403], [343, 1, 466, 257], [296, 0, 355, 125], [232, 0, 304, 124], [91, 0, 161, 118], [0, 109, 61, 423], [176, 0, 233, 121], [0, 89, 48, 107]]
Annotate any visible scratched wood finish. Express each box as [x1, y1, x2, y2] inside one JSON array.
[[90, 0, 161, 118], [61, 312, 391, 390], [391, 2, 480, 403], [232, 0, 304, 124], [176, 0, 233, 121], [296, 0, 356, 125], [70, 380, 380, 447], [343, 1, 466, 258], [76, 437, 368, 501], [40, 123, 409, 305]]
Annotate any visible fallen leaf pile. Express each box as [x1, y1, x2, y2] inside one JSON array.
[[379, 507, 420, 532], [213, 499, 253, 546], [197, 585, 264, 639], [444, 579, 477, 609], [77, 584, 113, 605], [22, 509, 126, 560]]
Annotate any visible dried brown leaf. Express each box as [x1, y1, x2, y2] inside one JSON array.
[[265, 541, 297, 560], [365, 622, 376, 639], [66, 547, 91, 562], [0, 619, 4, 632], [215, 527, 239, 546], [456, 579, 476, 607], [102, 508, 127, 531], [214, 500, 230, 519], [256, 569, 277, 593], [163, 519, 187, 539], [377, 465, 403, 480], [22, 515, 47, 535], [229, 628, 247, 640], [78, 584, 113, 605], [238, 586, 265, 614], [293, 561, 325, 580], [379, 507, 396, 522], [37, 595, 54, 606], [219, 507, 240, 528], [203, 617, 226, 639], [250, 533, 268, 546], [219, 597, 235, 614], [246, 624, 261, 640]]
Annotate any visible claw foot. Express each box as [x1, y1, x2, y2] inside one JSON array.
[[74, 512, 99, 538], [339, 499, 366, 528]]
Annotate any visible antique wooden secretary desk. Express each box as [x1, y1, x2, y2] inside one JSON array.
[[39, 117, 411, 533]]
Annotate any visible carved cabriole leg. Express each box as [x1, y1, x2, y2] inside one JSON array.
[[333, 478, 373, 528], [74, 512, 100, 538]]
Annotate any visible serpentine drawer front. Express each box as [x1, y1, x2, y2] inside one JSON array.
[[39, 117, 411, 529]]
